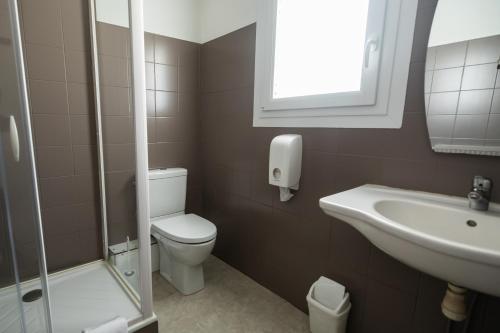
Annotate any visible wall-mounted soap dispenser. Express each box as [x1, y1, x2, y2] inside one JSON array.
[[269, 134, 302, 202]]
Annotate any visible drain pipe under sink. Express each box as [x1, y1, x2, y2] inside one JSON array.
[[442, 283, 479, 332]]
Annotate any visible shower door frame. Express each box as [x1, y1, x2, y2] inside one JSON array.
[[128, 0, 154, 320], [2, 0, 153, 330], [88, 0, 154, 323], [87, 0, 109, 263], [4, 0, 54, 331]]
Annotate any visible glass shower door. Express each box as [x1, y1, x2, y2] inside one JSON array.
[[0, 0, 52, 331], [89, 0, 153, 320], [91, 0, 141, 295]]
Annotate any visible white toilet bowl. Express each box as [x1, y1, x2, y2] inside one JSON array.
[[151, 213, 216, 295], [156, 236, 215, 295]]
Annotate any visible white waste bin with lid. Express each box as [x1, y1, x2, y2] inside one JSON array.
[[307, 276, 351, 333]]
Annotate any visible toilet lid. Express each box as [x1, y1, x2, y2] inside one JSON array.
[[151, 214, 217, 244]]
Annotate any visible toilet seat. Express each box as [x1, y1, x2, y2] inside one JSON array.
[[151, 214, 217, 244]]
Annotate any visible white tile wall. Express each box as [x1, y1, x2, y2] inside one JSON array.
[[453, 115, 489, 138], [424, 71, 433, 93], [486, 115, 500, 140], [492, 89, 500, 114], [425, 34, 500, 149], [461, 63, 497, 90], [425, 47, 436, 71], [457, 90, 494, 115], [466, 35, 500, 65], [428, 92, 459, 114], [431, 67, 463, 92], [434, 41, 467, 69], [427, 115, 455, 138]]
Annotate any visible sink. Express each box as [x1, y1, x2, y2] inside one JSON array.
[[319, 185, 500, 297]]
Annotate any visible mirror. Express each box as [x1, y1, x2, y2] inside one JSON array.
[[425, 0, 500, 156]]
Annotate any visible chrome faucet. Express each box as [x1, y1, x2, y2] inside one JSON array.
[[467, 176, 492, 211]]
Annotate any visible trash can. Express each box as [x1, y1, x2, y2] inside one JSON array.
[[307, 276, 351, 333]]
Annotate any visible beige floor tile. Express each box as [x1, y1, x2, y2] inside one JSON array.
[[153, 256, 309, 333]]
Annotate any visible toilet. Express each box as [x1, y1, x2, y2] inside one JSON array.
[[148, 168, 216, 295]]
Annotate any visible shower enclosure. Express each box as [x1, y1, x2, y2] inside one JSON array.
[[0, 0, 153, 331], [91, 0, 154, 297]]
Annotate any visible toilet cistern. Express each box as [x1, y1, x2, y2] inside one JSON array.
[[269, 134, 302, 201]]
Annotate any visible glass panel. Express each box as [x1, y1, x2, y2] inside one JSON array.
[[0, 0, 51, 332], [94, 0, 141, 296], [272, 0, 370, 99]]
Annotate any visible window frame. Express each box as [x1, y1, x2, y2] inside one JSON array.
[[253, 0, 419, 128]]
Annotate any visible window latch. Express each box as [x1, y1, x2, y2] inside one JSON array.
[[364, 38, 379, 69]]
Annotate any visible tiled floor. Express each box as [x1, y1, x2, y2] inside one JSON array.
[[153, 256, 310, 333]]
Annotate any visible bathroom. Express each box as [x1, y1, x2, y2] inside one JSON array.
[[1, 0, 500, 332]]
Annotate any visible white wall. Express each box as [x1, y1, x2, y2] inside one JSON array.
[[144, 0, 200, 42], [429, 0, 500, 47], [96, 0, 201, 43], [95, 0, 129, 28], [96, 0, 256, 44], [199, 0, 257, 43]]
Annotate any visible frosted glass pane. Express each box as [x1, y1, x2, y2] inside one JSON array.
[[273, 0, 370, 99]]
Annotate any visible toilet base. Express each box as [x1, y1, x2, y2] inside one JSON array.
[[158, 237, 212, 295], [160, 263, 205, 295]]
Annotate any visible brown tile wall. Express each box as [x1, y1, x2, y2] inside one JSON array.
[[17, 0, 201, 270], [96, 22, 136, 246], [0, 0, 48, 287], [199, 2, 500, 333], [19, 0, 101, 275], [96, 23, 202, 245], [144, 32, 203, 216], [15, 0, 202, 276]]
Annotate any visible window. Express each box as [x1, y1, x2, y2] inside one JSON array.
[[253, 0, 419, 128], [271, 0, 383, 107]]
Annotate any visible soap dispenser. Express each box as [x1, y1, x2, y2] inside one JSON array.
[[269, 134, 302, 201]]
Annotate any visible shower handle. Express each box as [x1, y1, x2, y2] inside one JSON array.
[[9, 115, 20, 162]]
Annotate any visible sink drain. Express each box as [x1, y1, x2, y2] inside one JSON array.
[[22, 289, 42, 302], [466, 220, 477, 227]]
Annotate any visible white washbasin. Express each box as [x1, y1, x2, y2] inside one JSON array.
[[319, 185, 500, 297]]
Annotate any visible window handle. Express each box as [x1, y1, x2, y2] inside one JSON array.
[[364, 38, 379, 69]]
